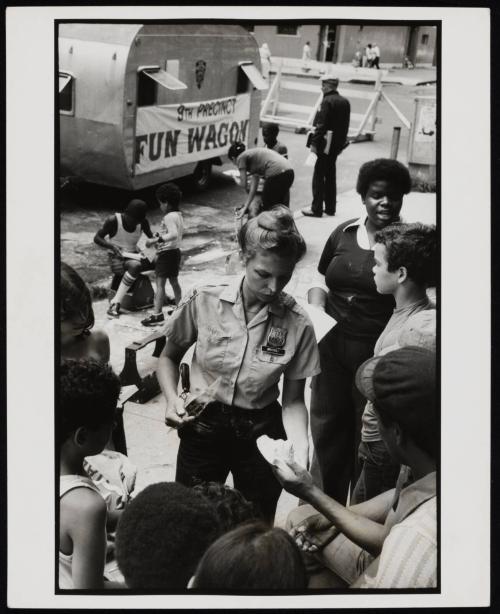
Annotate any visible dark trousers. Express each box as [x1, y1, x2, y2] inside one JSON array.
[[261, 169, 294, 209], [311, 154, 338, 215], [372, 57, 380, 69], [350, 440, 400, 504], [176, 402, 286, 524], [310, 326, 377, 504]]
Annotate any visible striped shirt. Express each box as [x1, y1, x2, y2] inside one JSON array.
[[352, 472, 437, 588]]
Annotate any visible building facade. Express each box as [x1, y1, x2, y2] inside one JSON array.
[[245, 23, 437, 67]]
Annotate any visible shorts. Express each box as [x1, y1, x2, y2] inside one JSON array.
[[109, 254, 154, 276], [155, 248, 181, 278]]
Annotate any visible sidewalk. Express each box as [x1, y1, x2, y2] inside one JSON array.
[[97, 189, 436, 524], [270, 58, 437, 87]]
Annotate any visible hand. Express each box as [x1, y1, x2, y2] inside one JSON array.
[[272, 458, 314, 499], [164, 397, 195, 429], [235, 206, 247, 220], [293, 444, 310, 471], [290, 513, 337, 553], [112, 246, 123, 257]]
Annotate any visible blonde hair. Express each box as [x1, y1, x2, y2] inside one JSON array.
[[238, 205, 306, 264]]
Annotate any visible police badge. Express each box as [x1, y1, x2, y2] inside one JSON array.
[[262, 326, 287, 356], [195, 60, 207, 89]]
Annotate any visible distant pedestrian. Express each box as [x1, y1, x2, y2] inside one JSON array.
[[94, 199, 154, 319], [141, 183, 184, 327], [302, 76, 350, 217], [302, 41, 312, 72], [372, 43, 380, 69], [228, 142, 294, 219], [352, 49, 362, 68], [365, 43, 374, 67], [260, 43, 272, 79]]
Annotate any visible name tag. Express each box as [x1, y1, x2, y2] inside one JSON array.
[[261, 345, 285, 356]]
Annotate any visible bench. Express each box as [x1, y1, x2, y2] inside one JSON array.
[[118, 329, 166, 404]]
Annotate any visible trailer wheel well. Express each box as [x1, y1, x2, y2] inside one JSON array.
[[192, 159, 213, 191]]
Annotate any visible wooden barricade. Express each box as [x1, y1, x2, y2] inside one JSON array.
[[260, 64, 384, 142]]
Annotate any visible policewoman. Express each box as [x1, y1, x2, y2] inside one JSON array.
[[157, 206, 320, 523]]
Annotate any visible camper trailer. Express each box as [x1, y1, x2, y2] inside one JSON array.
[[58, 23, 267, 191]]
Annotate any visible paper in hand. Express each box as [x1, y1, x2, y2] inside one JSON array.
[[305, 151, 317, 167], [297, 299, 337, 342]]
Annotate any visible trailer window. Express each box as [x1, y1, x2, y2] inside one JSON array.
[[239, 63, 268, 91], [138, 71, 157, 107], [59, 73, 73, 114]]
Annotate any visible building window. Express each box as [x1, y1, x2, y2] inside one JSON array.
[[421, 33, 429, 45], [243, 23, 254, 32], [59, 73, 74, 114], [277, 24, 298, 36]]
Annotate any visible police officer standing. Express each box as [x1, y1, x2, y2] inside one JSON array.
[[302, 76, 350, 218]]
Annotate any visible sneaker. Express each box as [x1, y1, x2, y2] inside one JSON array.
[[107, 303, 120, 319], [141, 313, 165, 327]]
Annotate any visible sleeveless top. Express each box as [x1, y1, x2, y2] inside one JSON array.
[[110, 213, 141, 252], [59, 475, 102, 589]]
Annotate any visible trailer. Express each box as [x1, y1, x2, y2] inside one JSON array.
[[58, 23, 267, 191]]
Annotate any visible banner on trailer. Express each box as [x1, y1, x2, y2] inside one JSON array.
[[135, 94, 251, 174]]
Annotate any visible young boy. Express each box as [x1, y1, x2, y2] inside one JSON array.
[[351, 222, 437, 503], [59, 358, 122, 589], [115, 482, 222, 589], [262, 123, 288, 158], [141, 183, 184, 327]]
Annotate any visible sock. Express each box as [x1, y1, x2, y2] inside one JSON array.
[[112, 271, 137, 305]]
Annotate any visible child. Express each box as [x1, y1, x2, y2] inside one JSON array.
[[115, 482, 221, 589], [141, 183, 184, 326], [191, 522, 307, 590], [262, 123, 288, 158], [59, 358, 122, 589], [60, 262, 110, 362], [351, 222, 437, 503], [192, 481, 256, 533]]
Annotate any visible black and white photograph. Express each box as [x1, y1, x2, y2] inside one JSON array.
[[5, 4, 491, 609]]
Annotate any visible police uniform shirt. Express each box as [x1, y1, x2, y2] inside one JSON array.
[[163, 276, 321, 410]]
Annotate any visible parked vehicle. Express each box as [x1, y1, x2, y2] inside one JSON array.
[[59, 23, 267, 191]]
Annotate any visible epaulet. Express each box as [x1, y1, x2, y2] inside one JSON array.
[[176, 284, 228, 308], [280, 292, 306, 317]]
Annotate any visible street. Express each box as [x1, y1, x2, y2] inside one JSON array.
[[60, 79, 435, 290]]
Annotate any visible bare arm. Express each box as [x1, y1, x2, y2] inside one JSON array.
[[65, 489, 107, 589], [281, 378, 309, 468], [290, 487, 396, 553], [141, 219, 154, 239], [156, 339, 195, 428], [236, 173, 259, 219], [94, 217, 121, 255], [274, 460, 392, 557], [307, 286, 328, 310]]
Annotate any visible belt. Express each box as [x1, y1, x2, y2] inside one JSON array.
[[201, 401, 281, 440]]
